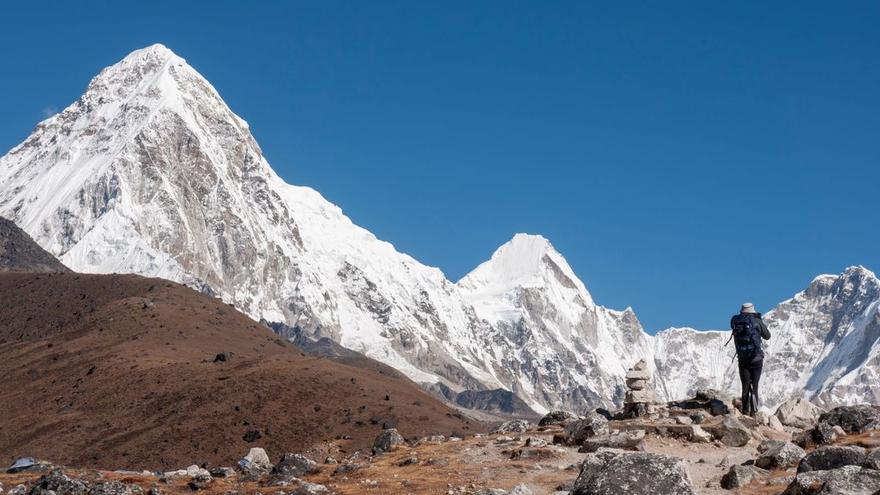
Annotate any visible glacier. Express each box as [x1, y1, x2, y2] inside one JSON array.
[[2, 44, 878, 415]]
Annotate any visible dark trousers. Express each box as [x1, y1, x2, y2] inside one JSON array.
[[738, 356, 763, 416]]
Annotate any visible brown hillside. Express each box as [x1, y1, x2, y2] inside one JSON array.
[[0, 272, 479, 470], [0, 217, 70, 273]]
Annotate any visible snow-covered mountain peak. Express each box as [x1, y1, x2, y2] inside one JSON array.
[[458, 233, 591, 300]]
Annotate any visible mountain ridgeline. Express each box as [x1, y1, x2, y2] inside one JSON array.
[[2, 44, 878, 415]]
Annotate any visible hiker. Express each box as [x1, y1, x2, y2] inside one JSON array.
[[730, 302, 771, 416]]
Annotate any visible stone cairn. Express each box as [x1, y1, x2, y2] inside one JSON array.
[[623, 359, 657, 417]]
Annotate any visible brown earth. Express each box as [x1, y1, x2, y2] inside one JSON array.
[[0, 272, 480, 471]]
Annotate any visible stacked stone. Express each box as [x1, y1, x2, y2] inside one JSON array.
[[624, 359, 657, 417]]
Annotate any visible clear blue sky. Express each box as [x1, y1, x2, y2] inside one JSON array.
[[1, 2, 878, 333]]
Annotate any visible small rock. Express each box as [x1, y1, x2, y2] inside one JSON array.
[[213, 351, 232, 362], [865, 448, 880, 470], [372, 428, 405, 454], [539, 411, 577, 427], [675, 416, 693, 425], [562, 413, 609, 445], [716, 416, 751, 447], [89, 481, 138, 495], [6, 458, 37, 474], [333, 463, 363, 476], [492, 419, 531, 434], [755, 442, 805, 470], [288, 482, 329, 495], [525, 437, 548, 448], [507, 485, 533, 495], [690, 425, 712, 443], [580, 430, 646, 453], [323, 456, 338, 465], [187, 473, 213, 491], [273, 453, 318, 477], [768, 414, 785, 432], [208, 467, 234, 478], [720, 465, 769, 489]]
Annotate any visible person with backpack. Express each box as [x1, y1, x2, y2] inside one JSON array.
[[730, 302, 771, 416]]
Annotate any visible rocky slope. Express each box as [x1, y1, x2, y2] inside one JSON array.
[[1, 44, 878, 415], [0, 272, 477, 470], [0, 216, 69, 272]]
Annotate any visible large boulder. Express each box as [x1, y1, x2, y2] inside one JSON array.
[[563, 413, 609, 445], [372, 428, 405, 454], [775, 399, 824, 429], [755, 442, 806, 470], [798, 445, 868, 473], [572, 451, 696, 495], [539, 411, 577, 427], [720, 465, 769, 490], [818, 405, 880, 434], [782, 465, 880, 494]]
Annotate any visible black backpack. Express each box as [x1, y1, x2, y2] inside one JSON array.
[[731, 313, 763, 361]]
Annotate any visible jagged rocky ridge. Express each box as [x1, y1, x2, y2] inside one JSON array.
[[2, 44, 878, 414]]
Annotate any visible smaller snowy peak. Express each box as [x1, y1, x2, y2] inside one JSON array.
[[458, 234, 587, 294], [457, 233, 594, 322]]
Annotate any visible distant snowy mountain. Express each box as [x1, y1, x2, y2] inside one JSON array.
[[2, 45, 878, 414]]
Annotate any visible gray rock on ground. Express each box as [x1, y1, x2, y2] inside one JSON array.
[[287, 482, 329, 495], [720, 465, 769, 490], [775, 399, 824, 429], [373, 428, 406, 454], [238, 447, 273, 478], [782, 465, 880, 494], [28, 470, 89, 495], [755, 441, 806, 470], [562, 413, 609, 445], [818, 405, 880, 434], [539, 411, 577, 427], [89, 481, 137, 495], [810, 422, 847, 445], [866, 448, 880, 470], [580, 430, 646, 453], [797, 445, 867, 473], [572, 451, 696, 495], [715, 416, 751, 447], [273, 453, 318, 477], [493, 419, 532, 434]]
